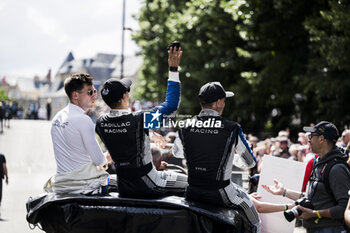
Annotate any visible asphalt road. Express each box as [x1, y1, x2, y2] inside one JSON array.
[[0, 120, 56, 233]]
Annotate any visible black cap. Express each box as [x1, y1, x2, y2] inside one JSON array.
[[303, 121, 339, 142], [198, 81, 234, 105], [101, 78, 132, 105]]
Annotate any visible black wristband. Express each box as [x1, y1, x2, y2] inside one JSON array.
[[282, 188, 287, 197], [169, 66, 178, 72]]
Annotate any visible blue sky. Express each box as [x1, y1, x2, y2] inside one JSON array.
[[0, 0, 141, 78]]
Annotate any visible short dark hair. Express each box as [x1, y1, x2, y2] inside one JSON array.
[[108, 100, 123, 109], [200, 101, 215, 109], [64, 73, 93, 100], [325, 138, 336, 147]]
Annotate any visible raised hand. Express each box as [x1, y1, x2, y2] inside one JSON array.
[[261, 179, 285, 196], [168, 46, 183, 68]]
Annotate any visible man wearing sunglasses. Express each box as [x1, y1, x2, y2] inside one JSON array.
[[263, 121, 350, 233], [45, 73, 109, 194]]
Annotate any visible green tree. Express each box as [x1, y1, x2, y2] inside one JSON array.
[[133, 0, 188, 101], [235, 0, 316, 135], [133, 0, 350, 136], [300, 0, 350, 129], [134, 0, 256, 130], [0, 88, 9, 102]]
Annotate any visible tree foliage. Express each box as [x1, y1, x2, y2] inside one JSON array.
[[0, 88, 9, 102], [133, 0, 350, 136]]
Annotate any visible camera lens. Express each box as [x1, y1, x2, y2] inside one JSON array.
[[284, 207, 302, 222]]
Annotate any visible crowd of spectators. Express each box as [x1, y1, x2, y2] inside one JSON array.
[[0, 99, 36, 124], [247, 129, 350, 177], [0, 100, 20, 132]]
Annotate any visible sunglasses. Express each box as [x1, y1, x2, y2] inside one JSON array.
[[308, 133, 320, 140], [87, 89, 97, 96]]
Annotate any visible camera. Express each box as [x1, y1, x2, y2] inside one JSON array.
[[167, 41, 181, 51], [284, 197, 314, 222]]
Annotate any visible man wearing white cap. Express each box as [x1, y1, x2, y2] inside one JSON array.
[[173, 82, 261, 232]]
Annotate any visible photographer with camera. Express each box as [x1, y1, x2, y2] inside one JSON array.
[[263, 121, 350, 232]]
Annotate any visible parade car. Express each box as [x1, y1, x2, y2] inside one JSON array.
[[26, 192, 255, 233]]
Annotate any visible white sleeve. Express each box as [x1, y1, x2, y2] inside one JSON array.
[[168, 71, 180, 82], [79, 116, 107, 166], [172, 136, 185, 159], [231, 127, 256, 169]]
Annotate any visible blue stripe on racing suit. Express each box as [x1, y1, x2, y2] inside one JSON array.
[[150, 80, 180, 121], [233, 127, 257, 169]]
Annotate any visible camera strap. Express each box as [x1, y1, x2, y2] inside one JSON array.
[[309, 158, 350, 205], [320, 158, 349, 205]]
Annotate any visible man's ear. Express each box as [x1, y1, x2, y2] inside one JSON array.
[[216, 98, 224, 107], [212, 100, 219, 108], [123, 92, 127, 99], [319, 135, 326, 143], [122, 92, 130, 102], [72, 91, 79, 100]]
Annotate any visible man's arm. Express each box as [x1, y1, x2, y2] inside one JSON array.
[[232, 126, 257, 169], [250, 193, 295, 213], [152, 47, 183, 116], [261, 179, 302, 201], [297, 206, 331, 219], [3, 162, 8, 185], [327, 164, 350, 219], [79, 116, 107, 167]]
